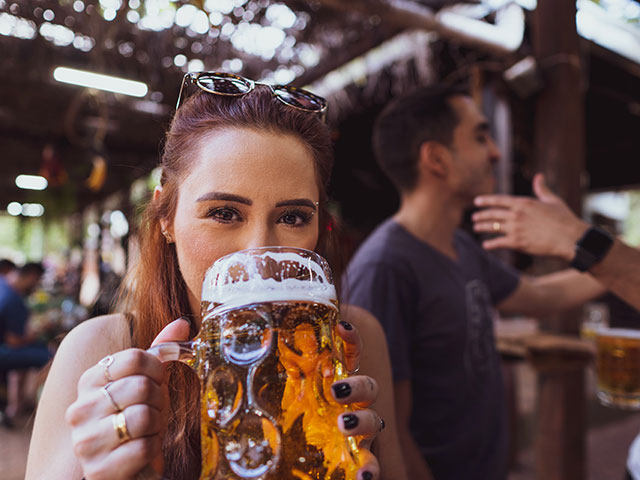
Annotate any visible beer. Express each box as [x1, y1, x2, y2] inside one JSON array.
[[596, 328, 640, 410], [194, 248, 358, 480]]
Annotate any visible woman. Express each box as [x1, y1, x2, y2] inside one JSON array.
[[26, 73, 405, 480]]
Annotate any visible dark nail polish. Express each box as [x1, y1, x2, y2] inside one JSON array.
[[342, 414, 359, 430], [362, 472, 373, 480], [340, 321, 353, 331], [332, 382, 351, 399]]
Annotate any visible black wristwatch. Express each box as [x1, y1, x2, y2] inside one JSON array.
[[569, 225, 614, 272]]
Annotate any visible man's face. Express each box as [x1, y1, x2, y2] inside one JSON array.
[[445, 96, 502, 202]]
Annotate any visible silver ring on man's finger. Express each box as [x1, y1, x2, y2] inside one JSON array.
[[378, 416, 386, 433], [347, 366, 360, 375]]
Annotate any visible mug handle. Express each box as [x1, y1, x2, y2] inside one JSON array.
[[147, 341, 196, 368]]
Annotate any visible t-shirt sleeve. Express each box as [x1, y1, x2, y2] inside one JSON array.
[[483, 251, 520, 305], [342, 262, 416, 382]]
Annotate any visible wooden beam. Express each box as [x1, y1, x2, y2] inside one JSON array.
[[306, 0, 524, 56]]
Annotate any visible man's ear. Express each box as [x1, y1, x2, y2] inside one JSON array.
[[418, 141, 449, 178]]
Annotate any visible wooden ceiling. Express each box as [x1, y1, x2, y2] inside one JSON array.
[[0, 0, 406, 214]]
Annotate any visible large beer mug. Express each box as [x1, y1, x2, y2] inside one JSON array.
[[595, 328, 640, 410], [152, 247, 359, 479]]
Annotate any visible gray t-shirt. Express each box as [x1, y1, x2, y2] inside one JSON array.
[[342, 219, 520, 480]]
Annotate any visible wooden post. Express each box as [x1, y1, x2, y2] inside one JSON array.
[[527, 335, 594, 480], [532, 0, 585, 214]]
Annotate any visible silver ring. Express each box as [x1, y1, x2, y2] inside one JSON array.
[[99, 355, 115, 382], [347, 366, 360, 375], [378, 416, 386, 433], [102, 382, 121, 412]]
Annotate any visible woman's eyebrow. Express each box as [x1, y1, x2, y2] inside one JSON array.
[[196, 192, 252, 205], [275, 199, 317, 210]]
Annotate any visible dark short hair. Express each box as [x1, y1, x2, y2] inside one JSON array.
[[372, 84, 469, 192], [0, 259, 16, 275], [19, 262, 44, 277]]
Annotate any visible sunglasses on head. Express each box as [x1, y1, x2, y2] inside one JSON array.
[[175, 71, 328, 119]]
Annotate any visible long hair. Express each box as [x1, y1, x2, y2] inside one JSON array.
[[117, 86, 335, 478]]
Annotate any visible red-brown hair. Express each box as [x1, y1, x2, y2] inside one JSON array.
[[117, 86, 335, 477]]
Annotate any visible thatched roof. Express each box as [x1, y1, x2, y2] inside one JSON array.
[[1, 0, 639, 216]]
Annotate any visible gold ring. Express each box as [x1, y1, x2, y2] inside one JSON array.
[[102, 382, 121, 412], [113, 411, 132, 443], [99, 355, 115, 382], [492, 221, 501, 232]]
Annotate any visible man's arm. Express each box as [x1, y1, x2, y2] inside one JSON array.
[[497, 269, 606, 317], [474, 173, 640, 312], [394, 380, 434, 480], [588, 239, 640, 310]]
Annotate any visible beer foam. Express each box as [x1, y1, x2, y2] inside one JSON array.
[[598, 328, 640, 340], [201, 250, 337, 310]]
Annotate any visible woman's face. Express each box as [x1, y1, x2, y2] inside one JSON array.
[[163, 127, 321, 316]]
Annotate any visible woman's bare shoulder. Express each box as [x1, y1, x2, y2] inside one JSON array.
[[61, 313, 132, 359]]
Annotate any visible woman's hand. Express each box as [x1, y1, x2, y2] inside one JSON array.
[[333, 320, 383, 480], [65, 319, 190, 480]]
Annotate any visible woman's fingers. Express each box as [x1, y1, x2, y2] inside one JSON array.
[[356, 447, 380, 480], [78, 349, 166, 391], [68, 375, 167, 424], [337, 320, 362, 374], [338, 409, 385, 438], [331, 375, 378, 408], [106, 376, 168, 413], [71, 404, 163, 458], [80, 435, 163, 480]]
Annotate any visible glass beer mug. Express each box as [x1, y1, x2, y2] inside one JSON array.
[[595, 327, 640, 410], [151, 247, 359, 479]]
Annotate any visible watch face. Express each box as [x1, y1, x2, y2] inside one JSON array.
[[581, 227, 614, 254]]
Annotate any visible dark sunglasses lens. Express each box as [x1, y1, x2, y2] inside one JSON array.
[[272, 86, 326, 111], [198, 74, 252, 95]]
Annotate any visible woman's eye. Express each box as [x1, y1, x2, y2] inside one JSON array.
[[207, 206, 241, 223], [278, 210, 313, 227]]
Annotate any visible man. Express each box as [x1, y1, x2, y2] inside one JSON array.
[[0, 262, 49, 425], [342, 85, 610, 479]]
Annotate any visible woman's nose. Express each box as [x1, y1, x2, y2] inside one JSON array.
[[240, 223, 278, 250]]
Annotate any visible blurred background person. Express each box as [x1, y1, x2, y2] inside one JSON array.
[[0, 259, 17, 277], [0, 262, 51, 427]]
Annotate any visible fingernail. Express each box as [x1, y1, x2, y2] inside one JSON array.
[[339, 321, 353, 331], [362, 472, 373, 480], [332, 382, 351, 399], [342, 414, 358, 430]]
